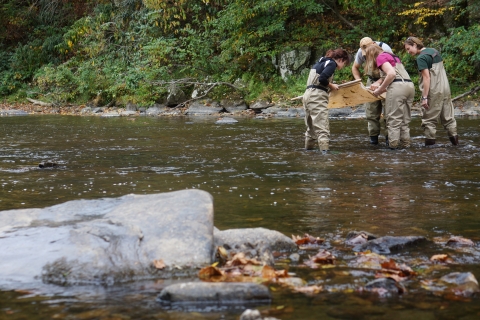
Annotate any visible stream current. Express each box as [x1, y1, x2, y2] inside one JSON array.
[[1, 115, 480, 319]]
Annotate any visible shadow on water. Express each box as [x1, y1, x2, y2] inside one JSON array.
[[1, 115, 480, 319]]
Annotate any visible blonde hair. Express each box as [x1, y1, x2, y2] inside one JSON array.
[[404, 36, 424, 49], [364, 44, 384, 75]]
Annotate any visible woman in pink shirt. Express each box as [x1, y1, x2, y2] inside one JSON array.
[[365, 45, 415, 149]]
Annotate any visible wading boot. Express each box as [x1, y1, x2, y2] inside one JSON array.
[[318, 141, 329, 154], [370, 135, 379, 145], [385, 135, 389, 147], [305, 137, 316, 150], [425, 138, 436, 146], [400, 139, 411, 149], [389, 139, 399, 150], [449, 135, 459, 146]]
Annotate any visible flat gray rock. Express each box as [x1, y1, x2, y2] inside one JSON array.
[[0, 190, 214, 288], [222, 100, 248, 113], [121, 110, 137, 116], [157, 282, 271, 305], [186, 100, 223, 115], [101, 112, 120, 117]]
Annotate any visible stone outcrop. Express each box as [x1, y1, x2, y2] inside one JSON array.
[[0, 190, 214, 287]]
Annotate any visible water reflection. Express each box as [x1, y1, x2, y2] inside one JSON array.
[[1, 115, 480, 319]]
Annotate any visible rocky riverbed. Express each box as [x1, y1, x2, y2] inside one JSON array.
[[1, 189, 479, 319], [1, 98, 479, 119]]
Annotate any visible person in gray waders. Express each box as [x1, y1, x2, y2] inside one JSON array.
[[366, 45, 415, 149], [352, 37, 394, 146], [302, 48, 351, 153], [404, 36, 459, 146]]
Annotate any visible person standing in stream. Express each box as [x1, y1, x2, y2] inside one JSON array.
[[365, 45, 415, 149], [302, 48, 351, 153], [404, 36, 459, 146], [352, 37, 394, 146]]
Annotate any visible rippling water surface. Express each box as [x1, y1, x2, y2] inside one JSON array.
[[1, 115, 480, 319]]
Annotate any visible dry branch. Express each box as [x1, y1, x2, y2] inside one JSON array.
[[152, 79, 244, 108], [452, 86, 480, 102], [26, 98, 53, 107]]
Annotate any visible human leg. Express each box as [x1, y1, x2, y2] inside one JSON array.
[[384, 84, 404, 149], [304, 90, 330, 151], [399, 83, 414, 148], [439, 98, 458, 145]]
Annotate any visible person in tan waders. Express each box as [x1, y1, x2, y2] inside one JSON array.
[[365, 45, 415, 149], [352, 37, 394, 146], [303, 48, 350, 153], [404, 37, 459, 146]]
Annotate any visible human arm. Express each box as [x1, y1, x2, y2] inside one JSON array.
[[373, 62, 395, 96], [318, 61, 337, 89], [420, 69, 430, 109], [352, 61, 362, 80]]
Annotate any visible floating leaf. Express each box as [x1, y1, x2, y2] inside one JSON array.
[[292, 233, 324, 246]]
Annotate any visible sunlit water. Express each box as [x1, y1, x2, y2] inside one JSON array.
[[1, 115, 480, 319]]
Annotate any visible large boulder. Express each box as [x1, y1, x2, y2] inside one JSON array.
[[274, 48, 311, 80], [0, 190, 214, 288], [166, 84, 187, 105]]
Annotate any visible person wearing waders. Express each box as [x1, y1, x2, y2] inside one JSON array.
[[365, 45, 415, 149], [404, 36, 459, 146], [303, 48, 350, 153], [352, 37, 394, 146]]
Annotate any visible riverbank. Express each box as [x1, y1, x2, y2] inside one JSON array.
[[2, 98, 480, 118]]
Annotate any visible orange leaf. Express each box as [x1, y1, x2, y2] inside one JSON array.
[[153, 259, 165, 270], [261, 265, 277, 279], [430, 254, 453, 264], [199, 266, 225, 279]]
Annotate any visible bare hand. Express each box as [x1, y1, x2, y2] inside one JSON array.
[[330, 84, 339, 91], [373, 88, 384, 97], [370, 83, 379, 90], [421, 99, 429, 110]]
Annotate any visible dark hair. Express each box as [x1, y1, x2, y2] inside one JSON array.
[[325, 48, 351, 65], [404, 36, 424, 49]]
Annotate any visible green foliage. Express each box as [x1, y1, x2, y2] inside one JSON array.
[[437, 25, 480, 84], [211, 0, 325, 78], [1, 0, 479, 104]]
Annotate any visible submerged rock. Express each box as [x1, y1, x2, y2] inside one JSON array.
[[216, 117, 238, 124], [439, 272, 479, 297], [364, 278, 406, 295], [353, 236, 427, 254], [157, 282, 271, 305], [214, 228, 297, 265], [345, 230, 378, 246]]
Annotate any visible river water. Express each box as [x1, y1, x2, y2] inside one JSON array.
[[1, 115, 480, 319]]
